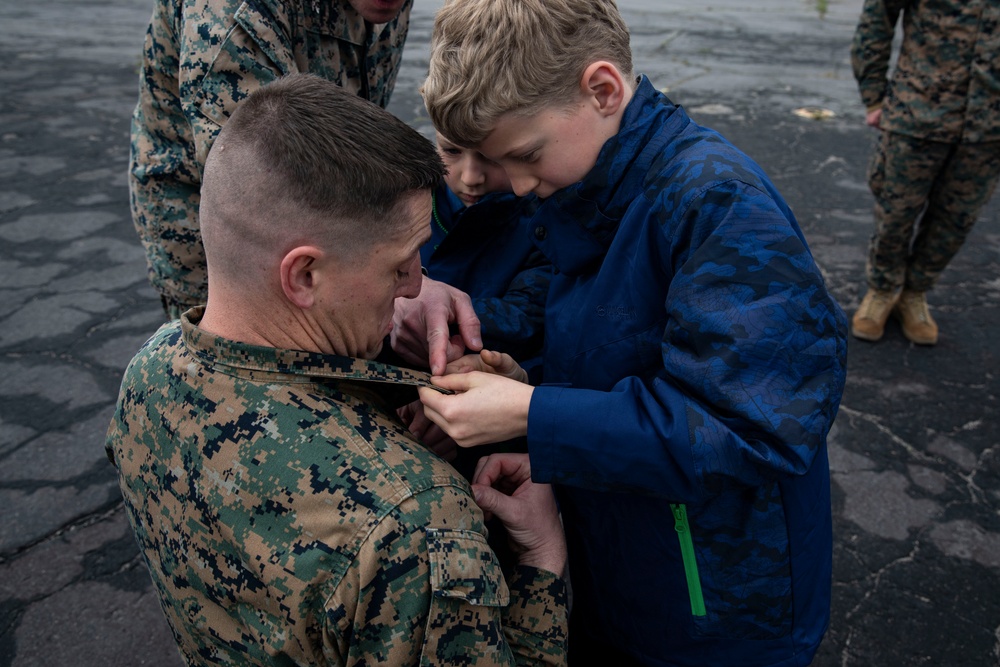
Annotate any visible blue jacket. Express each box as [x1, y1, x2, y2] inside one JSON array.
[[422, 185, 550, 368], [526, 77, 848, 666]]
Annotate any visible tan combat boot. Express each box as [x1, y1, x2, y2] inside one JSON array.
[[894, 290, 938, 345], [851, 288, 901, 342]]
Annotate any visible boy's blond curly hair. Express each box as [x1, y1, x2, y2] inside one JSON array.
[[422, 0, 633, 147]]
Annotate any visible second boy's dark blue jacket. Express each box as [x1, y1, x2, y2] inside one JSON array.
[[422, 185, 550, 367], [526, 76, 848, 667]]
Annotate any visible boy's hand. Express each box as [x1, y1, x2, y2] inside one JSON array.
[[471, 453, 566, 576], [445, 349, 529, 384], [391, 276, 483, 375], [418, 372, 532, 447], [397, 400, 460, 461]]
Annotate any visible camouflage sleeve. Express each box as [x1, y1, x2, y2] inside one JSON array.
[[496, 566, 569, 667], [658, 181, 847, 489], [129, 0, 207, 310], [330, 484, 568, 666], [473, 249, 553, 363], [850, 0, 911, 110]]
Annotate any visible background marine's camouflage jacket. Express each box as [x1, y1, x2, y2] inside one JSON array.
[[105, 308, 568, 666], [851, 0, 1000, 143], [129, 0, 411, 310]]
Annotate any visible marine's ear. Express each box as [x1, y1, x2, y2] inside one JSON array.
[[279, 245, 324, 309], [579, 60, 629, 118]]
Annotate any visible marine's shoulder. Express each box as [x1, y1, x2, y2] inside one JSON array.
[[119, 321, 186, 383], [325, 387, 471, 501]]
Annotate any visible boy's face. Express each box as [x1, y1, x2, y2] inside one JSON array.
[[477, 101, 616, 199], [437, 133, 512, 206]]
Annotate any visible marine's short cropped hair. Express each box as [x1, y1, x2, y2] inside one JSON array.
[[202, 73, 443, 269], [422, 0, 633, 147]]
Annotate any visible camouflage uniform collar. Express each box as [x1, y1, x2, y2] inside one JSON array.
[[179, 306, 448, 394]]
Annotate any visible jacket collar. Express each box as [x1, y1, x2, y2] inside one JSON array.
[[180, 307, 447, 400], [531, 75, 685, 275]]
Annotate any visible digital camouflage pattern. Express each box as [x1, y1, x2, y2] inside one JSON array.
[[851, 0, 1000, 143], [105, 308, 568, 666], [851, 0, 1000, 290], [866, 132, 1000, 291], [129, 0, 412, 316]]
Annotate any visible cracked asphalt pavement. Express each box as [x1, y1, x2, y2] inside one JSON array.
[[1, 0, 997, 665]]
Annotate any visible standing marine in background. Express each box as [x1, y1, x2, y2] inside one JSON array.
[[850, 0, 1000, 345], [129, 0, 411, 318]]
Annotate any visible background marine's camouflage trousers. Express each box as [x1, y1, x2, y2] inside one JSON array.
[[866, 131, 1000, 292]]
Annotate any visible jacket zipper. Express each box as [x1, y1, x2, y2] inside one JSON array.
[[670, 503, 706, 617]]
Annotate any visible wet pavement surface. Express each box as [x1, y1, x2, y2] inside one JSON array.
[[1, 0, 997, 665]]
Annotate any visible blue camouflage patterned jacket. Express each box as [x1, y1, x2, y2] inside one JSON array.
[[525, 76, 848, 666], [422, 184, 551, 373]]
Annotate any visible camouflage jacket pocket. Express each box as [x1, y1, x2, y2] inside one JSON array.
[[425, 528, 509, 606], [420, 529, 512, 666], [191, 4, 295, 146]]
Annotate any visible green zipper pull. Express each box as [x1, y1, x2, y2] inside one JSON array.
[[671, 503, 706, 617]]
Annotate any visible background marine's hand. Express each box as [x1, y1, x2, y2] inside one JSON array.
[[865, 107, 882, 128]]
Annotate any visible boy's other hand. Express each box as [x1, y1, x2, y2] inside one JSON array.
[[391, 276, 483, 375], [471, 453, 566, 576], [445, 349, 529, 384], [397, 399, 459, 461]]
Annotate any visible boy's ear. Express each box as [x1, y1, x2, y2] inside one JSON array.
[[279, 245, 325, 309], [580, 61, 628, 117]]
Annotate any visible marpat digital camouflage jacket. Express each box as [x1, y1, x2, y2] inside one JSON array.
[[106, 308, 568, 666]]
